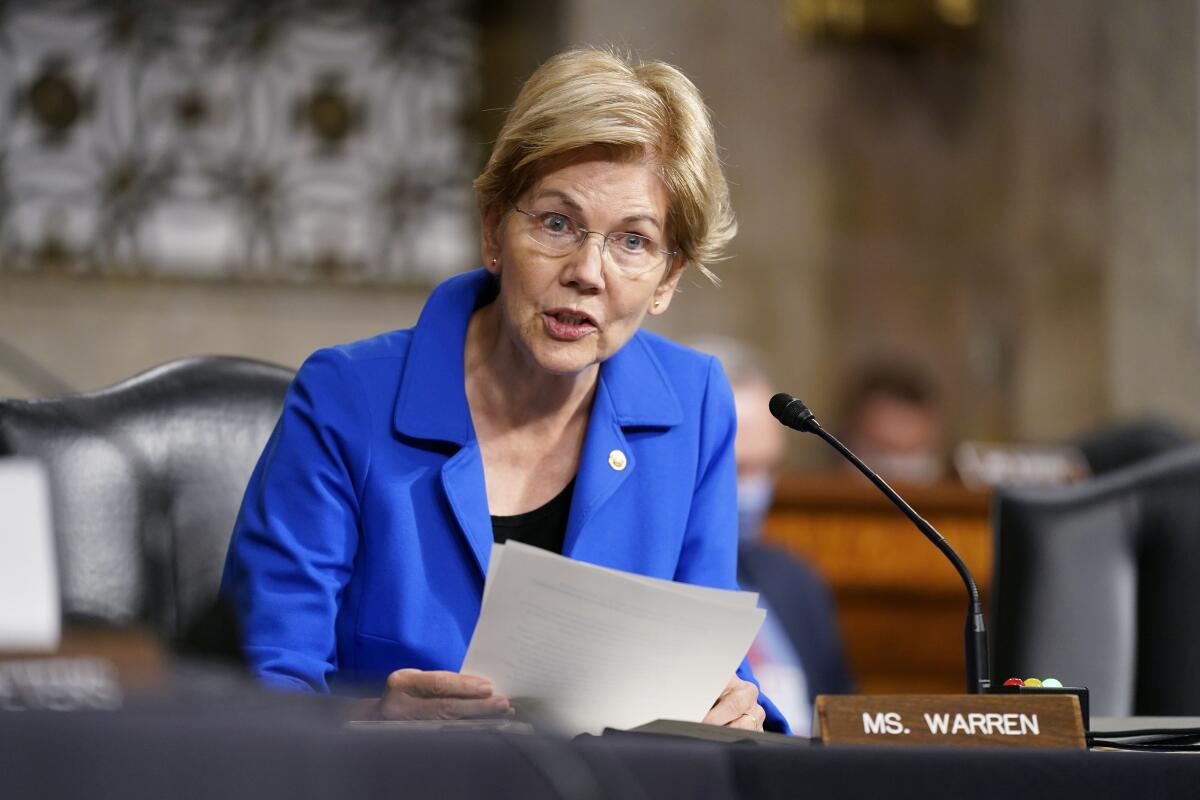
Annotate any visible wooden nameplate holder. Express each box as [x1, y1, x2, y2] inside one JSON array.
[[814, 694, 1087, 749]]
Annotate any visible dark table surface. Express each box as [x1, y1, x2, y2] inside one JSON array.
[[3, 663, 1199, 800]]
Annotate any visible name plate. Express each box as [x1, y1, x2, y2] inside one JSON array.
[[814, 695, 1086, 749]]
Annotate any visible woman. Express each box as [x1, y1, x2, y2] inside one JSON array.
[[222, 47, 787, 733]]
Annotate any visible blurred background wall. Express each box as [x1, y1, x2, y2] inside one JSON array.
[[1, 0, 1197, 467]]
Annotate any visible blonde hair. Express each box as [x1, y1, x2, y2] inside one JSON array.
[[473, 48, 735, 284]]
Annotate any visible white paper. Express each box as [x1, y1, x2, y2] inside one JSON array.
[[483, 544, 758, 609], [0, 458, 61, 652], [599, 562, 760, 608], [462, 541, 764, 735]]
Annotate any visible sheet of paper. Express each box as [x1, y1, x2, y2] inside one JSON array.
[[483, 543, 758, 610], [462, 541, 764, 735], [0, 458, 61, 652], [588, 557, 760, 608]]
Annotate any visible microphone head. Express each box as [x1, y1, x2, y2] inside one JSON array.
[[769, 393, 819, 433], [768, 392, 796, 422]]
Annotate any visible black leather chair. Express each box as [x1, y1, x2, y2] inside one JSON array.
[[1074, 418, 1191, 475], [990, 444, 1200, 716], [0, 357, 293, 651]]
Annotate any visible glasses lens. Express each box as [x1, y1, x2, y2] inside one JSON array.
[[606, 233, 661, 275], [525, 211, 579, 254], [518, 207, 667, 276]]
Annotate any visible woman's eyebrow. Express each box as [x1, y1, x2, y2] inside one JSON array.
[[619, 214, 662, 232]]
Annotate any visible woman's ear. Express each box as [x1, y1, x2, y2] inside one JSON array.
[[480, 207, 503, 275], [649, 259, 686, 316]]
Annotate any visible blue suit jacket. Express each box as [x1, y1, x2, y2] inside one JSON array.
[[738, 540, 855, 701], [221, 268, 788, 732]]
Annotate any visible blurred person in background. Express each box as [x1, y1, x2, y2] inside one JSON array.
[[838, 361, 946, 485], [222, 48, 788, 732], [694, 337, 853, 736]]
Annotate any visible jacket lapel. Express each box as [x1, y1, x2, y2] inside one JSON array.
[[392, 269, 498, 577], [440, 441, 493, 577], [564, 333, 683, 555], [563, 380, 633, 555]]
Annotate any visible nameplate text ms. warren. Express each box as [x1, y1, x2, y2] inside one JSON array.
[[814, 695, 1086, 749]]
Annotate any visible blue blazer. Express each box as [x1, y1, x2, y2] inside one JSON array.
[[221, 268, 788, 733]]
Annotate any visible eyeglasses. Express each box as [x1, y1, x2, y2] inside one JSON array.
[[511, 204, 678, 277]]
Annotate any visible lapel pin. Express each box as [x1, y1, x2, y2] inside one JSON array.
[[607, 449, 627, 471]]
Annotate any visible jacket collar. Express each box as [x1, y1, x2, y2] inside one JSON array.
[[393, 269, 491, 445], [393, 268, 683, 445]]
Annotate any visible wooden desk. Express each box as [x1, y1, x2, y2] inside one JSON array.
[[762, 472, 992, 694], [3, 627, 167, 692]]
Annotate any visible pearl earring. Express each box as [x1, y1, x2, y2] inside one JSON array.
[[653, 300, 661, 309]]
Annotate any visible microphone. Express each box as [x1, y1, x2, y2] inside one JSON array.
[[769, 393, 990, 695]]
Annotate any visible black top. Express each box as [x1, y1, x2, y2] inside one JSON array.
[[490, 478, 575, 554]]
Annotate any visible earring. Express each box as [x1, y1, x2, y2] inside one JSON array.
[[491, 257, 497, 266], [653, 300, 661, 309]]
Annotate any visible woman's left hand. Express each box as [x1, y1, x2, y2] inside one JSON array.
[[702, 674, 766, 731]]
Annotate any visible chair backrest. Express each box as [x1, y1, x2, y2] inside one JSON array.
[[0, 357, 293, 640], [991, 444, 1200, 716], [1074, 418, 1192, 475]]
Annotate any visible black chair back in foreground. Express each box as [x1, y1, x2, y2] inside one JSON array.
[[991, 444, 1200, 716], [0, 357, 293, 647], [1074, 418, 1192, 475]]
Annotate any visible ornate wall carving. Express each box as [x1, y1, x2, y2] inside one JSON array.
[[0, 0, 478, 284]]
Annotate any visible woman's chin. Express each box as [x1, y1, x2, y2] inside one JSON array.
[[528, 339, 602, 377]]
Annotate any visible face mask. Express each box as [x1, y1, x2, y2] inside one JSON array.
[[737, 473, 775, 542]]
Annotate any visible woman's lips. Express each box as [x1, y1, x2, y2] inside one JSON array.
[[543, 309, 598, 341]]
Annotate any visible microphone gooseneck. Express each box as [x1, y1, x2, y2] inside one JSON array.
[[769, 392, 991, 695]]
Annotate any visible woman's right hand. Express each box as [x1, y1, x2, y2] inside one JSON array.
[[358, 669, 513, 721]]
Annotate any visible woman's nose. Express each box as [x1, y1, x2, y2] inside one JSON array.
[[560, 232, 607, 291]]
